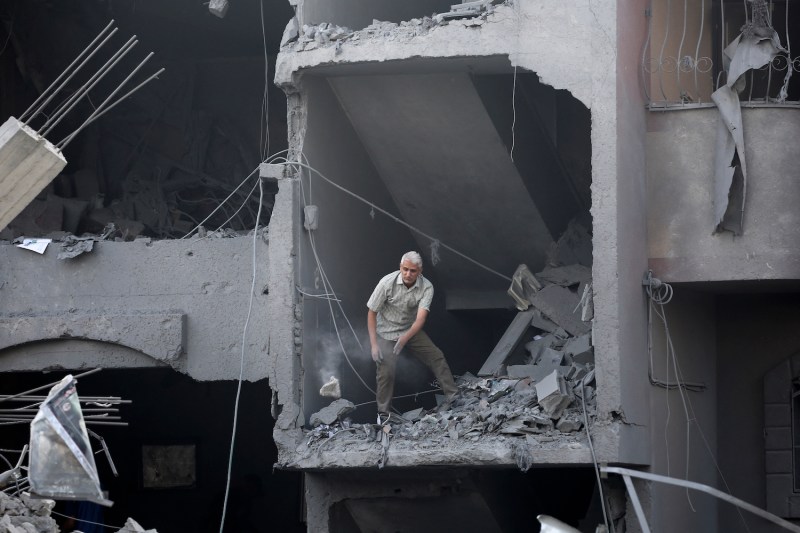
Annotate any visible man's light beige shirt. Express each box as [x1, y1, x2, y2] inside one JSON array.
[[367, 270, 434, 341]]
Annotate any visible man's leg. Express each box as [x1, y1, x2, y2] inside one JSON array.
[[405, 330, 458, 399], [375, 336, 397, 414]]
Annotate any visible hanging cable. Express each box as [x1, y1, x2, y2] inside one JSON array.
[[219, 178, 265, 533]]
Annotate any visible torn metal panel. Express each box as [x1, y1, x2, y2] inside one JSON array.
[[711, 27, 786, 234]]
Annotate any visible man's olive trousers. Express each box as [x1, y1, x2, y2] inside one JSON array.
[[375, 330, 458, 415]]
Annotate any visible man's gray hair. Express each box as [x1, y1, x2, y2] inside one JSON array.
[[401, 251, 423, 268]]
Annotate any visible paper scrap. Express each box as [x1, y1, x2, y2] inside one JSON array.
[[16, 238, 51, 254]]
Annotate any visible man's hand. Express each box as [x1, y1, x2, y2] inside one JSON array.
[[393, 336, 407, 355], [371, 345, 383, 363]]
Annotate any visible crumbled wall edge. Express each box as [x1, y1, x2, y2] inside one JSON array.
[[273, 2, 594, 109]]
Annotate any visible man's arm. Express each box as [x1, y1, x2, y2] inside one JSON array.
[[393, 307, 429, 355], [367, 309, 382, 362]]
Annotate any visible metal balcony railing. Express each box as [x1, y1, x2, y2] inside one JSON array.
[[643, 0, 800, 108]]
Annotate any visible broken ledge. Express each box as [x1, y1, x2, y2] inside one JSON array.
[[274, 2, 593, 108], [275, 430, 615, 471]]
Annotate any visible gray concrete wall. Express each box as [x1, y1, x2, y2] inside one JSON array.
[[297, 0, 452, 30], [0, 236, 271, 381], [647, 288, 718, 531], [647, 108, 800, 283], [717, 293, 800, 532], [589, 0, 651, 465]]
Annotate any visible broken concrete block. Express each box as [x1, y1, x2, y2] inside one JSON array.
[[546, 219, 592, 267], [208, 0, 229, 18], [116, 518, 158, 533], [530, 309, 559, 333], [563, 333, 593, 363], [529, 285, 590, 336], [538, 348, 564, 370], [536, 264, 592, 287], [507, 365, 537, 379], [319, 376, 341, 399], [535, 370, 573, 419], [556, 418, 582, 433], [281, 17, 300, 47], [507, 264, 542, 311], [524, 334, 555, 364], [0, 118, 68, 233], [478, 309, 535, 376], [309, 399, 354, 427], [402, 407, 423, 422]]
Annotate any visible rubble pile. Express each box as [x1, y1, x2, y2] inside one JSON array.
[[0, 492, 57, 533], [282, 1, 506, 52], [302, 367, 595, 468]]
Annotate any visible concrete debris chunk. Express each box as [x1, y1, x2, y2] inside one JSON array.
[[208, 0, 229, 18], [309, 399, 355, 427], [115, 518, 158, 533], [535, 371, 573, 419], [556, 417, 583, 433], [0, 493, 58, 533], [529, 285, 591, 337], [530, 309, 559, 333], [546, 220, 592, 268], [536, 264, 592, 287], [57, 237, 93, 259], [281, 17, 299, 47], [402, 407, 424, 422], [563, 333, 593, 364], [507, 264, 542, 311], [524, 334, 555, 364], [319, 376, 341, 399]]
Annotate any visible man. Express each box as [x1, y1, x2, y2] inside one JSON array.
[[367, 251, 458, 419]]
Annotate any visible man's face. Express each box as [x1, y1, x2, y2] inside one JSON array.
[[399, 259, 421, 287]]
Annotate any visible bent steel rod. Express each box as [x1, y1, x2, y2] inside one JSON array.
[[40, 37, 138, 136], [0, 368, 101, 405], [59, 52, 155, 148], [20, 20, 116, 122], [25, 28, 120, 127], [59, 67, 165, 149]]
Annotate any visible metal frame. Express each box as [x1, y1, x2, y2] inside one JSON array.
[[602, 466, 800, 533]]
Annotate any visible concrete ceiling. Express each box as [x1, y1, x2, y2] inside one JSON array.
[[328, 73, 555, 291]]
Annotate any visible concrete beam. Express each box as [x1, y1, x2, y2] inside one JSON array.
[[0, 117, 67, 232], [0, 312, 186, 362]]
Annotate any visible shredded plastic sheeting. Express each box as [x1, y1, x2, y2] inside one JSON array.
[[711, 29, 786, 234]]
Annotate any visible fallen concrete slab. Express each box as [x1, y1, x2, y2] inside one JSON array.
[[478, 309, 535, 376], [529, 285, 590, 336]]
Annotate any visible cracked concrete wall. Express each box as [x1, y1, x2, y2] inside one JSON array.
[[647, 108, 800, 283], [0, 236, 271, 381]]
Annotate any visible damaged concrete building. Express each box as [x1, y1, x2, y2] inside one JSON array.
[[1, 0, 800, 531]]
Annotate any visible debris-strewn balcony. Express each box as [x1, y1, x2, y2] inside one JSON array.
[[644, 0, 800, 107]]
